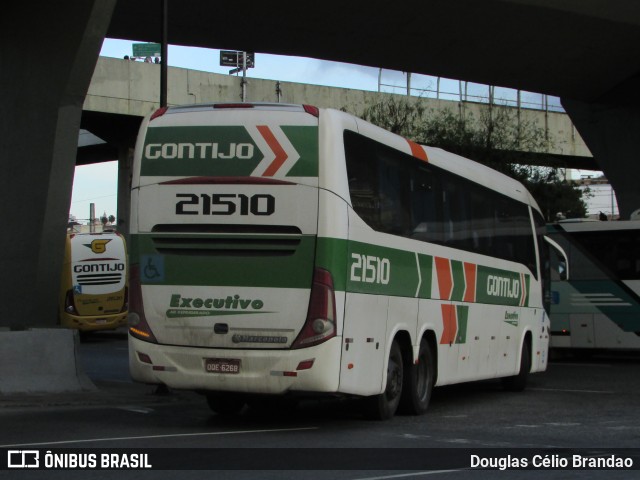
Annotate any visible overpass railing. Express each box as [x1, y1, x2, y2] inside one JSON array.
[[378, 72, 565, 113]]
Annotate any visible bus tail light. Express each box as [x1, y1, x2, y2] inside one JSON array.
[[128, 264, 158, 343], [150, 106, 168, 121], [64, 289, 77, 315], [303, 105, 319, 117], [291, 268, 336, 349]]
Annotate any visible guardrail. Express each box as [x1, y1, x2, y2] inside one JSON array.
[[378, 73, 565, 113]]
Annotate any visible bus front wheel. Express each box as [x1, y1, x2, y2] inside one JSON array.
[[365, 340, 404, 420]]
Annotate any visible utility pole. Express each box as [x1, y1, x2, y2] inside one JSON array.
[[160, 0, 168, 107], [241, 51, 247, 102], [221, 51, 254, 102], [90, 203, 96, 233]]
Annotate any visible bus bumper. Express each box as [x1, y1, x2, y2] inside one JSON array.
[[128, 334, 342, 395], [60, 312, 128, 332]]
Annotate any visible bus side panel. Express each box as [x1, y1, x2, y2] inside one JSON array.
[[533, 308, 550, 372], [593, 313, 640, 349], [417, 298, 449, 386], [339, 293, 387, 395], [386, 295, 418, 352], [456, 303, 499, 382], [338, 211, 426, 396]]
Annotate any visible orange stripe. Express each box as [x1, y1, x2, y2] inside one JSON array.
[[440, 304, 458, 344], [407, 139, 428, 162], [257, 125, 288, 176], [463, 262, 477, 303], [435, 257, 453, 300]]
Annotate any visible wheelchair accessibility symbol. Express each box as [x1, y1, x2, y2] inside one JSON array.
[[141, 255, 164, 282]]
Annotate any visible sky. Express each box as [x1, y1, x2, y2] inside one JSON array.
[[71, 38, 419, 220], [70, 38, 601, 221]]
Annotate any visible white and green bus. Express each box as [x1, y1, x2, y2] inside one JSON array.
[[548, 220, 640, 351], [128, 103, 551, 419]]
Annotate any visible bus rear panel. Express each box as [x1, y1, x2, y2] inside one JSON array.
[[60, 231, 128, 332], [128, 104, 343, 394]]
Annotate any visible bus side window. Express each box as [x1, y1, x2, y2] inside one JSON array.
[[442, 178, 471, 250], [410, 166, 442, 243], [549, 245, 567, 281], [377, 155, 412, 236], [469, 186, 494, 255]]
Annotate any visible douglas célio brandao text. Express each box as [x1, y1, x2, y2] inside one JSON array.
[[470, 453, 634, 470]]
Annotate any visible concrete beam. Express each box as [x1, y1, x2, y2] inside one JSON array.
[[562, 98, 640, 219], [0, 1, 116, 329], [85, 57, 592, 161]]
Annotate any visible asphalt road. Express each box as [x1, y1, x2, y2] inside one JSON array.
[[1, 330, 639, 479]]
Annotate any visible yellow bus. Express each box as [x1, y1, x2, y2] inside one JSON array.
[[60, 231, 128, 332]]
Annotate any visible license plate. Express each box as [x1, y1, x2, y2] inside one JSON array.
[[204, 358, 241, 374]]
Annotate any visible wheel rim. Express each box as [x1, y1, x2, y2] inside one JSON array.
[[416, 360, 428, 402], [386, 352, 402, 400]]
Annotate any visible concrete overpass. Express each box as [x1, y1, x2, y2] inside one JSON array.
[[82, 58, 593, 158], [3, 0, 640, 334], [82, 56, 593, 233]]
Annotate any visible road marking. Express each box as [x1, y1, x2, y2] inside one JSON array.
[[353, 470, 462, 480], [530, 387, 614, 394], [0, 427, 318, 448], [116, 406, 154, 414], [545, 422, 581, 427]]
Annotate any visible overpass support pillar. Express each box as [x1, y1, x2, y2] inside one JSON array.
[[0, 1, 116, 329], [117, 146, 134, 239], [562, 98, 640, 219]]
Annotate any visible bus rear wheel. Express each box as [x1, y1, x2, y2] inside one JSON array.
[[365, 340, 403, 420], [206, 392, 246, 415], [399, 338, 434, 415]]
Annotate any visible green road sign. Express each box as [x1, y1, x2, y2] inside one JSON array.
[[133, 43, 161, 58]]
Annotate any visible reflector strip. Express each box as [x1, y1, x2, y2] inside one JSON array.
[[270, 371, 298, 377], [407, 139, 428, 162], [296, 359, 315, 370]]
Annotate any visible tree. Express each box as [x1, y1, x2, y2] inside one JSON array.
[[360, 96, 587, 221]]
